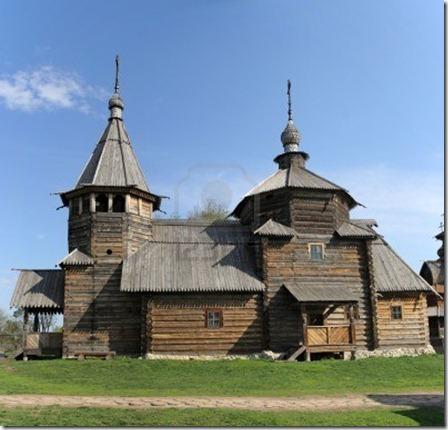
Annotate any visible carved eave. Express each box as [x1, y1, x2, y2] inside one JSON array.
[[59, 184, 162, 210]]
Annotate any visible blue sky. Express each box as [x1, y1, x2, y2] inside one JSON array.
[[0, 0, 443, 313]]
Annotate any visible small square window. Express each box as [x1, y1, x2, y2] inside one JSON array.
[[391, 305, 402, 320], [206, 310, 223, 329], [309, 244, 324, 261]]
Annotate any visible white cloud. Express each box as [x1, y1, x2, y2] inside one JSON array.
[[0, 66, 106, 113]]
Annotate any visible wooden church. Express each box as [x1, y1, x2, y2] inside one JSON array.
[[11, 60, 438, 360]]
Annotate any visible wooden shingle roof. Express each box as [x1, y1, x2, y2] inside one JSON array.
[[121, 220, 264, 293], [10, 270, 64, 310], [59, 249, 94, 267], [232, 165, 359, 217], [254, 219, 297, 237], [371, 238, 436, 294], [336, 221, 376, 238], [76, 115, 149, 192], [285, 284, 358, 303]]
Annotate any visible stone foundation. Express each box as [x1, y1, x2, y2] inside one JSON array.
[[145, 350, 282, 361], [354, 345, 436, 359]]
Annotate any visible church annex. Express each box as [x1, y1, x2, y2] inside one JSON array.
[[11, 60, 438, 360]]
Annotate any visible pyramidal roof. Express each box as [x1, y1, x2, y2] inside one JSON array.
[[76, 114, 149, 191], [75, 57, 149, 192]]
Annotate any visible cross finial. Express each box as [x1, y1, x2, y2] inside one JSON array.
[[114, 55, 120, 94], [287, 79, 292, 121]]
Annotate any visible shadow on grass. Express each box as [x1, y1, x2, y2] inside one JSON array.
[[367, 394, 444, 408], [393, 407, 445, 427]]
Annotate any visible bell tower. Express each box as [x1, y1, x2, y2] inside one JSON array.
[[59, 57, 161, 357]]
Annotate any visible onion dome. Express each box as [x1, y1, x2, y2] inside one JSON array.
[[281, 119, 300, 152]]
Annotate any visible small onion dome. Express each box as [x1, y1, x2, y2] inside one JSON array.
[[281, 119, 300, 152], [109, 93, 124, 110]]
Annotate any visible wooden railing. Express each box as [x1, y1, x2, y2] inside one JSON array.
[[306, 324, 354, 346]]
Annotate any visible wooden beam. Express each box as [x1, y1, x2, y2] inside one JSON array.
[[108, 194, 113, 212], [90, 193, 96, 213], [349, 304, 356, 344]]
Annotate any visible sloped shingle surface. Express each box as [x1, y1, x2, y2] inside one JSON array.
[[285, 284, 358, 302], [121, 220, 264, 293], [371, 238, 435, 293], [59, 249, 94, 267], [10, 270, 64, 310], [254, 219, 297, 237], [76, 119, 149, 192]]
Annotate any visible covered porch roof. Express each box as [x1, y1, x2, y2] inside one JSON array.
[[284, 284, 358, 303], [10, 269, 64, 312]]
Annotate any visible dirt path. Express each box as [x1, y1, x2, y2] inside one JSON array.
[[0, 393, 443, 411]]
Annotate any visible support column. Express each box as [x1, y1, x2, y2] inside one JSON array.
[[90, 194, 96, 213], [349, 304, 356, 345], [108, 194, 113, 212], [22, 311, 28, 361], [125, 195, 130, 213], [33, 313, 39, 332], [301, 304, 310, 361]]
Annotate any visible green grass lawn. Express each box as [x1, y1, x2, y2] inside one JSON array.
[[0, 406, 444, 426], [0, 354, 443, 397]]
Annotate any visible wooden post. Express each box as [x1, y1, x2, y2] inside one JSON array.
[[301, 304, 311, 361], [349, 304, 356, 345], [90, 194, 96, 213], [33, 313, 39, 332], [125, 195, 130, 213], [22, 311, 28, 361], [108, 194, 113, 212]]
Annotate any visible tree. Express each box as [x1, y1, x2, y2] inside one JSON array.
[[188, 198, 228, 221], [0, 308, 23, 355]]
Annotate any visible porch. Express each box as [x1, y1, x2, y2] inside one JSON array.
[[284, 284, 358, 361], [10, 269, 64, 359]]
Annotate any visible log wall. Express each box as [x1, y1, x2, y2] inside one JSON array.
[[146, 293, 264, 355], [376, 293, 429, 348], [63, 194, 153, 356], [289, 190, 349, 235], [262, 237, 373, 352]]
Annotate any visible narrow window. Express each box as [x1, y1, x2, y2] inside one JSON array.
[[391, 305, 402, 320], [206, 309, 223, 329], [113, 195, 125, 212], [95, 194, 108, 212], [309, 243, 324, 261]]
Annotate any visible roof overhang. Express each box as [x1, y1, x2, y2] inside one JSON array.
[[284, 284, 358, 304], [58, 184, 162, 210]]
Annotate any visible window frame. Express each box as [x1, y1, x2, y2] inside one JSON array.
[[205, 308, 223, 329], [390, 305, 403, 320], [308, 243, 325, 261]]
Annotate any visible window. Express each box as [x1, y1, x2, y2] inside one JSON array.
[[95, 194, 108, 212], [113, 195, 125, 212], [206, 309, 223, 329], [309, 243, 324, 261], [391, 305, 402, 320]]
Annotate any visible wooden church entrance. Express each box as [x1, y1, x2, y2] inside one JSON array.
[[284, 284, 358, 361]]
